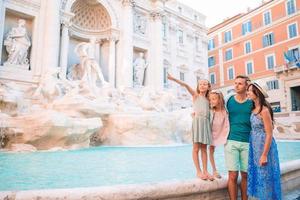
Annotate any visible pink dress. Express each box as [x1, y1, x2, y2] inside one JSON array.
[[211, 110, 229, 146]]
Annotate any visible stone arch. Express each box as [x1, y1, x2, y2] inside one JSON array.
[[64, 0, 119, 29], [71, 0, 111, 31]]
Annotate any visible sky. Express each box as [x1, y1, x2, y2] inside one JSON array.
[[178, 0, 263, 27]]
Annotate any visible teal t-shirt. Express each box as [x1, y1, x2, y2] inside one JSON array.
[[227, 95, 252, 143]]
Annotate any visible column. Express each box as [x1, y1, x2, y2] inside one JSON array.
[[108, 38, 116, 87], [59, 16, 72, 79], [148, 10, 164, 90], [42, 0, 61, 69], [95, 43, 100, 64], [118, 0, 134, 88]]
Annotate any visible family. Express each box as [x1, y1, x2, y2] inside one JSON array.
[[167, 74, 281, 200]]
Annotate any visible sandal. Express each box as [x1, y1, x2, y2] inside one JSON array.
[[213, 171, 222, 179], [204, 172, 214, 181], [197, 172, 208, 181], [207, 174, 215, 181]]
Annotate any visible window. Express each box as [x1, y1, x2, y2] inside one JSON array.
[[242, 21, 252, 35], [288, 23, 298, 39], [194, 15, 198, 21], [225, 49, 233, 61], [291, 47, 300, 62], [245, 41, 252, 54], [178, 30, 184, 44], [228, 67, 234, 80], [287, 0, 296, 15], [266, 80, 279, 90], [163, 67, 168, 86], [246, 61, 254, 75], [208, 56, 215, 67], [180, 72, 185, 81], [162, 22, 167, 39], [263, 11, 271, 26], [210, 73, 216, 84], [263, 32, 275, 47], [195, 36, 200, 51], [291, 48, 300, 61], [178, 6, 182, 13], [285, 47, 300, 63], [266, 54, 275, 70], [271, 102, 281, 113], [208, 39, 215, 50], [224, 30, 232, 43]]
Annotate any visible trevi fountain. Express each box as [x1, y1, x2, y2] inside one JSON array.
[[0, 0, 300, 199]]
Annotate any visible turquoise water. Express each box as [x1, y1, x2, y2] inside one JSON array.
[[0, 141, 300, 191]]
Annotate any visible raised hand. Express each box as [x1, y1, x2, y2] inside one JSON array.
[[166, 72, 196, 96], [167, 73, 175, 81]]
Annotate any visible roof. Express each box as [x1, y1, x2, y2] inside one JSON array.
[[208, 0, 274, 34]]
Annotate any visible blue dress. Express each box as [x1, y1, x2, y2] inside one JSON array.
[[247, 113, 282, 200]]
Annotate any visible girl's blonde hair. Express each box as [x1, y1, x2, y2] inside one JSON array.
[[196, 79, 211, 97], [209, 90, 225, 110]]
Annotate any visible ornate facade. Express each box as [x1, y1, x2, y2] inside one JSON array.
[[0, 0, 207, 94]]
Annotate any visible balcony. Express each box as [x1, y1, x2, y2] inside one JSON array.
[[274, 63, 299, 73]]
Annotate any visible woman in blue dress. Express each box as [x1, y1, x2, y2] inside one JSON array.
[[246, 82, 281, 200]]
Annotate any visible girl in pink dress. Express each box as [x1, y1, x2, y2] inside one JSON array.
[[209, 90, 229, 178]]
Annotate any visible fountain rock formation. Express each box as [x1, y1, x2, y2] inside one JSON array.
[[0, 41, 191, 151]]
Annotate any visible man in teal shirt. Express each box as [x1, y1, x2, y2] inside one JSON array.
[[225, 75, 252, 200]]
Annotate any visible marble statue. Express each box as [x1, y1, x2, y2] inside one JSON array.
[[133, 52, 148, 87], [32, 67, 63, 103], [67, 63, 84, 81], [4, 19, 31, 67], [72, 39, 108, 94]]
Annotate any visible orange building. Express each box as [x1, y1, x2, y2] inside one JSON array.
[[208, 0, 300, 112]]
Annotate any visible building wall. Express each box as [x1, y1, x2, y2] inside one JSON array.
[[208, 0, 300, 112], [0, 0, 207, 97], [132, 0, 207, 94]]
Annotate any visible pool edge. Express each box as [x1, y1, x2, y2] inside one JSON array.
[[1, 159, 300, 200]]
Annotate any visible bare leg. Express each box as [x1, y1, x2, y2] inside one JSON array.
[[228, 171, 238, 200], [240, 171, 248, 200], [201, 143, 214, 180], [192, 143, 203, 178], [209, 146, 221, 178], [209, 145, 217, 171]]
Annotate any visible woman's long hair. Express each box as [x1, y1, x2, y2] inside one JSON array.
[[247, 84, 274, 122], [196, 79, 211, 98]]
